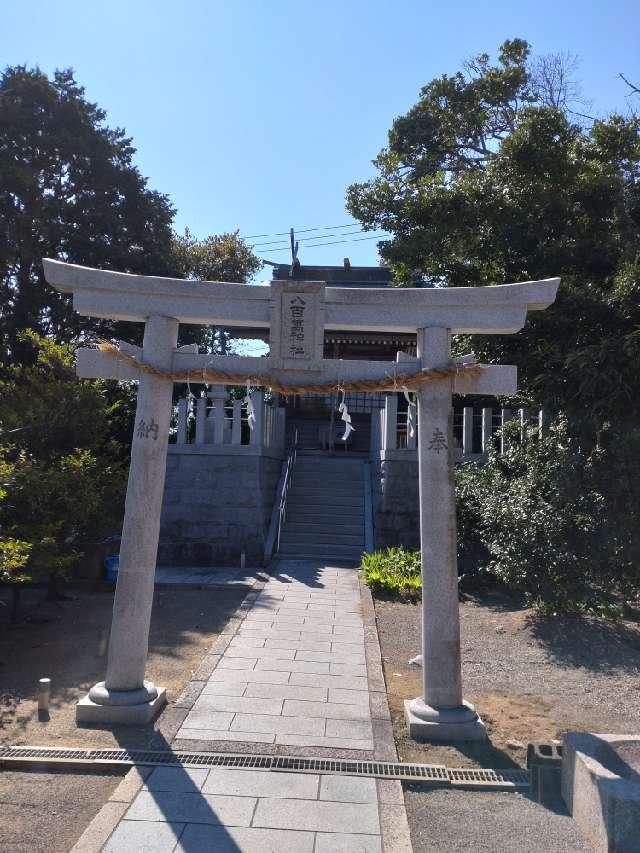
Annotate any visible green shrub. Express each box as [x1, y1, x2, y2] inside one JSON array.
[[361, 547, 422, 597], [456, 416, 640, 617], [0, 333, 128, 590]]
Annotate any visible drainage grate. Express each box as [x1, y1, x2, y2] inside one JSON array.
[[447, 767, 530, 788], [0, 745, 527, 789], [271, 756, 449, 782]]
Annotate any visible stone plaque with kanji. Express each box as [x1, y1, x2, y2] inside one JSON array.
[[270, 280, 324, 370]]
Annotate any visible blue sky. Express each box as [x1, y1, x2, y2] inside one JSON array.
[[3, 0, 639, 275]]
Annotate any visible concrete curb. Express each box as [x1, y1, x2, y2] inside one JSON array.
[[359, 578, 414, 852], [70, 767, 153, 853]]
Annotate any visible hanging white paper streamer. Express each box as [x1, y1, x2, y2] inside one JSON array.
[[244, 380, 256, 431], [186, 391, 196, 423], [338, 391, 355, 442], [403, 387, 416, 438]]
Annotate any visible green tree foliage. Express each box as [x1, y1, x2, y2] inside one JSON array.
[[0, 333, 127, 591], [0, 455, 31, 587], [171, 229, 262, 352], [172, 229, 262, 284], [0, 65, 176, 362], [349, 40, 640, 612], [347, 40, 640, 435], [456, 419, 640, 616]]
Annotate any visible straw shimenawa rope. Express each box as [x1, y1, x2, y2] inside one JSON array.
[[96, 340, 484, 395]]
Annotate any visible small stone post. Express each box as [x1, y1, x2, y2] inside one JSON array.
[[404, 326, 486, 740], [195, 393, 207, 445], [383, 394, 398, 451], [77, 315, 178, 723]]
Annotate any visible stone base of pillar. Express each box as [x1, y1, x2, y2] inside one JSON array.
[[76, 681, 167, 725], [404, 697, 487, 742]]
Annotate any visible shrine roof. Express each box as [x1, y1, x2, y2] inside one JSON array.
[[269, 263, 428, 288]]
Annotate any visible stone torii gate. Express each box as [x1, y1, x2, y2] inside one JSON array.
[[43, 259, 558, 738]]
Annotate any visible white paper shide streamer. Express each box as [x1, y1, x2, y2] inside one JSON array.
[[244, 380, 256, 431], [403, 387, 416, 438], [187, 390, 196, 425], [338, 391, 355, 442]]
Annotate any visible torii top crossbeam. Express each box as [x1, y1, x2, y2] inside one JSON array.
[[44, 259, 559, 397], [44, 259, 558, 334]]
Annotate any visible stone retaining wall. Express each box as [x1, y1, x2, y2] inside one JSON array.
[[372, 454, 420, 550], [158, 447, 283, 566]]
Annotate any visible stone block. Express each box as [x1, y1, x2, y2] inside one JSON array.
[[282, 700, 370, 721], [176, 825, 315, 853], [244, 683, 328, 703], [124, 790, 256, 826], [193, 694, 283, 716], [252, 798, 380, 834], [202, 767, 318, 799], [144, 766, 208, 793], [177, 727, 275, 744], [527, 741, 563, 804], [562, 732, 640, 852], [230, 712, 325, 736], [76, 688, 166, 724], [319, 775, 377, 803], [314, 833, 381, 853], [404, 699, 487, 742], [103, 819, 183, 853]]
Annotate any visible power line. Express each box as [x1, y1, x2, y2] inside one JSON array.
[[251, 228, 384, 249], [259, 234, 387, 256], [242, 222, 361, 240]]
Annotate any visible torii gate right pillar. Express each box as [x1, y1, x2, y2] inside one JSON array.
[[405, 326, 486, 740]]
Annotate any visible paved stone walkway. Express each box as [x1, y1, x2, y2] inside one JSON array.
[[74, 562, 411, 852], [104, 764, 385, 852], [176, 563, 373, 749]]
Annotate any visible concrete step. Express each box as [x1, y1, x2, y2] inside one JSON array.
[[293, 465, 364, 474], [280, 532, 364, 547], [293, 469, 364, 479], [291, 482, 363, 492], [295, 451, 369, 460], [289, 485, 363, 498], [290, 478, 363, 489], [287, 492, 364, 510], [295, 455, 365, 463], [293, 460, 368, 466], [286, 513, 364, 526], [282, 521, 364, 536], [288, 495, 363, 509], [277, 543, 364, 560]]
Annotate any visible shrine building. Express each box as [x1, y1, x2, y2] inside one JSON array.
[[157, 259, 538, 568]]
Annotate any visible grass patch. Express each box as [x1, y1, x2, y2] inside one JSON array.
[[361, 547, 421, 598]]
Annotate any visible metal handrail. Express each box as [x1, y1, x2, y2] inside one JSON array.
[[276, 428, 298, 553]]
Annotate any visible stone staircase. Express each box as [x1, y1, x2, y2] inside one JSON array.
[[277, 453, 367, 563], [286, 414, 371, 455]]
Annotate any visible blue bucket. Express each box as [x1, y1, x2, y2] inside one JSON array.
[[104, 555, 119, 582]]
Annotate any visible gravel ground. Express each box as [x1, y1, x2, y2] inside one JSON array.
[[0, 583, 246, 849], [375, 588, 640, 852], [0, 584, 245, 749], [403, 788, 589, 852], [0, 768, 122, 853]]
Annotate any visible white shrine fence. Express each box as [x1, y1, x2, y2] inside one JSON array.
[[172, 389, 285, 452], [171, 387, 543, 462], [374, 397, 544, 460]]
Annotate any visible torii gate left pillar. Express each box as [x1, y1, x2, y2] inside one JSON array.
[[78, 316, 178, 721]]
